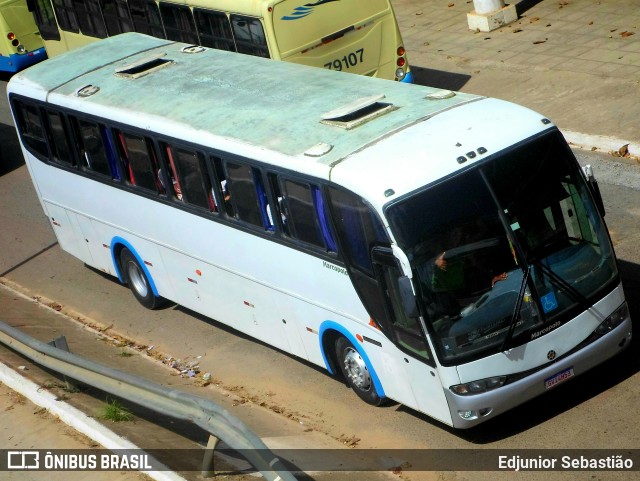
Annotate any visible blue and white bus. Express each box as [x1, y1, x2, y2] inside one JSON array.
[[8, 33, 631, 428]]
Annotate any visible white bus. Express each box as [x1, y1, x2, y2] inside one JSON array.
[[8, 33, 631, 428]]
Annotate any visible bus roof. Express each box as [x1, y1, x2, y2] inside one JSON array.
[[9, 33, 552, 210]]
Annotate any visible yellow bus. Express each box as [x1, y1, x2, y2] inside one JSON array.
[[27, 0, 412, 82], [0, 0, 46, 72]]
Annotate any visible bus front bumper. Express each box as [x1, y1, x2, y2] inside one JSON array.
[[444, 316, 632, 429]]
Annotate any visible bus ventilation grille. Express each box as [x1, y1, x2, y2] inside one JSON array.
[[115, 55, 173, 79], [321, 94, 396, 130]]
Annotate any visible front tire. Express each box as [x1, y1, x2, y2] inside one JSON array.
[[120, 247, 164, 309], [335, 336, 385, 406]]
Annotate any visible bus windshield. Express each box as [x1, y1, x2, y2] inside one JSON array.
[[387, 131, 618, 365]]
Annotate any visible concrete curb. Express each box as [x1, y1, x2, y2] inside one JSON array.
[[563, 130, 639, 159], [0, 361, 187, 481]]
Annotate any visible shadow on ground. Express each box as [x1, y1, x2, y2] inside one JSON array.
[[411, 65, 471, 90], [0, 123, 24, 176]]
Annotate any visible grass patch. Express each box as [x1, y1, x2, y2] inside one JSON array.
[[100, 398, 133, 422]]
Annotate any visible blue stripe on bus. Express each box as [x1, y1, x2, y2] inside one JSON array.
[[110, 236, 160, 297], [318, 320, 386, 398], [0, 48, 47, 73], [400, 70, 414, 84]]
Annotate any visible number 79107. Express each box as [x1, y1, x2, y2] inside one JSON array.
[[324, 48, 364, 71]]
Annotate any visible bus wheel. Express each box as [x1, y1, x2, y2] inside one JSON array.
[[335, 336, 384, 406], [120, 248, 164, 310]]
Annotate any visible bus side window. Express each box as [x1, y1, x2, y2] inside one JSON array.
[[116, 130, 161, 192], [129, 0, 165, 38], [32, 0, 61, 41], [13, 101, 48, 159], [168, 145, 216, 211], [72, 118, 113, 178], [280, 178, 326, 249], [162, 144, 183, 200], [45, 110, 73, 166], [159, 2, 199, 44], [211, 156, 234, 217], [51, 0, 80, 33], [312, 185, 338, 252], [224, 161, 266, 228], [230, 15, 269, 58], [73, 0, 108, 38], [328, 187, 389, 275], [102, 0, 134, 36], [193, 9, 235, 52]]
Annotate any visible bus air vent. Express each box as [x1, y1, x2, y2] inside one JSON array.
[[426, 90, 455, 100], [304, 142, 333, 157], [321, 94, 396, 130], [115, 55, 173, 79], [75, 85, 100, 97], [181, 45, 206, 54]]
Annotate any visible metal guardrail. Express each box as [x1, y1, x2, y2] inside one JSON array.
[[0, 319, 297, 481]]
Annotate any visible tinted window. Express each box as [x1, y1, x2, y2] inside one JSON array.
[[281, 179, 325, 248], [159, 3, 198, 44], [194, 9, 235, 51], [329, 187, 388, 274], [72, 0, 107, 37], [102, 0, 134, 36], [225, 162, 264, 227], [129, 0, 164, 38], [116, 131, 161, 192], [32, 0, 61, 40], [231, 15, 269, 57], [46, 110, 72, 165], [212, 156, 234, 216], [52, 0, 79, 32], [15, 102, 48, 158], [169, 146, 214, 210], [74, 119, 113, 177]]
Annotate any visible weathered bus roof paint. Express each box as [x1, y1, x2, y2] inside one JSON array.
[[13, 33, 478, 162], [11, 33, 553, 210]]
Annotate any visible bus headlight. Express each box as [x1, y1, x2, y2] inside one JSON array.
[[450, 375, 506, 395], [594, 302, 628, 336], [395, 68, 406, 80], [17, 45, 26, 54]]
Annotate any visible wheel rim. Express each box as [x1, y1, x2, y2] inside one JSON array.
[[127, 261, 148, 298], [343, 346, 371, 390]]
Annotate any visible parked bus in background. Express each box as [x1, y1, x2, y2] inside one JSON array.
[[27, 0, 412, 82], [0, 0, 46, 73], [8, 34, 631, 428]]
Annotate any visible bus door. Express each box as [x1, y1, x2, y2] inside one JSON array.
[[270, 0, 396, 78], [371, 247, 452, 425], [328, 187, 450, 421]]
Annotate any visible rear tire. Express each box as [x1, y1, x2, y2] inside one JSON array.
[[335, 336, 385, 406], [120, 247, 164, 309]]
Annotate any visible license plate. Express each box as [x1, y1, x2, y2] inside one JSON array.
[[544, 367, 574, 390]]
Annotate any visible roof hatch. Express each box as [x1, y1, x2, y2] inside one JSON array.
[[320, 94, 395, 129], [115, 54, 173, 79]]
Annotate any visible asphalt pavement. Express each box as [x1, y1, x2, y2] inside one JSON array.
[[394, 0, 640, 157]]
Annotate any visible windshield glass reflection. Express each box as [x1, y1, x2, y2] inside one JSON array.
[[387, 131, 617, 365]]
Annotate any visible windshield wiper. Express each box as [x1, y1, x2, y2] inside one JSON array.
[[500, 264, 531, 352], [534, 258, 590, 309]]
